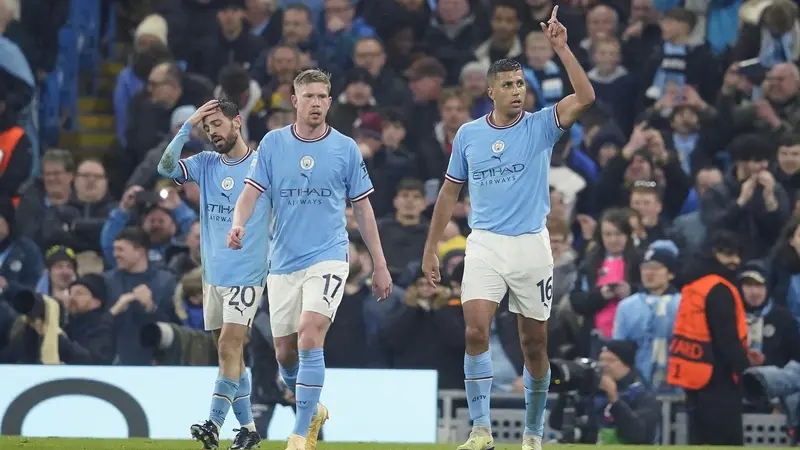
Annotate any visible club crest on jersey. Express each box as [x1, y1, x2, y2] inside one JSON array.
[[221, 176, 235, 191], [492, 140, 505, 154], [300, 155, 315, 170]]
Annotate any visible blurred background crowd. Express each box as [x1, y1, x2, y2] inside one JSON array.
[[3, 0, 800, 443]]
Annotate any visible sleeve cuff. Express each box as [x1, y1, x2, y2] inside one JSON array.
[[444, 173, 466, 184], [173, 160, 189, 185], [244, 178, 267, 193], [553, 104, 567, 132], [349, 187, 374, 202]]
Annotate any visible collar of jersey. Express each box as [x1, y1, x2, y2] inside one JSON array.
[[291, 123, 331, 142], [220, 148, 253, 166], [486, 111, 523, 129]]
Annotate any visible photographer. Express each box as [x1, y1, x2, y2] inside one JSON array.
[[549, 340, 661, 445], [0, 274, 114, 365]]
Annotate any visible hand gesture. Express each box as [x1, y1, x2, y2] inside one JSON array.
[[624, 122, 650, 156], [372, 265, 393, 300], [421, 250, 441, 288], [737, 175, 759, 205], [227, 226, 246, 250], [599, 374, 618, 395], [621, 21, 644, 41], [121, 185, 144, 212], [646, 130, 667, 163], [110, 292, 137, 316], [682, 85, 706, 109], [133, 284, 154, 310], [540, 6, 568, 49], [654, 88, 678, 111], [747, 349, 766, 366], [576, 214, 597, 240], [187, 100, 219, 127], [613, 281, 631, 299]]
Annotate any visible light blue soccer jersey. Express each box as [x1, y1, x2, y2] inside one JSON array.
[[245, 124, 373, 275], [445, 106, 565, 236], [175, 148, 272, 287]]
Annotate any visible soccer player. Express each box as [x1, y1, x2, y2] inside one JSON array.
[[227, 69, 393, 450], [157, 99, 270, 450], [421, 8, 595, 450]]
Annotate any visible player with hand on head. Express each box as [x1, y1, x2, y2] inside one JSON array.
[[228, 69, 393, 450], [421, 7, 594, 450], [157, 98, 271, 450]]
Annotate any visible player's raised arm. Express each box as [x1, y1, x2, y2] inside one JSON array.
[[542, 6, 595, 129], [422, 131, 466, 287], [157, 100, 219, 179], [229, 137, 271, 250]]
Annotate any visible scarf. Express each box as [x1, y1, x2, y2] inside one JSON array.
[[522, 67, 545, 111], [672, 132, 699, 174], [759, 29, 793, 68], [746, 300, 774, 353], [648, 42, 687, 100], [644, 292, 679, 390]]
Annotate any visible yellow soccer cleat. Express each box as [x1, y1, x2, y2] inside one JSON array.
[[457, 430, 495, 450], [522, 435, 542, 450], [305, 403, 329, 450], [285, 434, 306, 450]]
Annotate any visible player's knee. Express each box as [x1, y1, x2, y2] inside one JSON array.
[[465, 324, 490, 347], [275, 344, 298, 367], [520, 333, 547, 363], [217, 329, 246, 363]]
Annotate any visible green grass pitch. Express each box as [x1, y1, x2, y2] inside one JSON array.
[[0, 439, 775, 450]]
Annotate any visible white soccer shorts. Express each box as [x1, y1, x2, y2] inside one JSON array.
[[203, 283, 264, 331], [267, 260, 350, 337], [461, 229, 555, 321]]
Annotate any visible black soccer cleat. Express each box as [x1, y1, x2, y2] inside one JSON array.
[[229, 428, 262, 449], [190, 420, 220, 449]]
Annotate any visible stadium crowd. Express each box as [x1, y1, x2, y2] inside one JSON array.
[[3, 0, 800, 443]]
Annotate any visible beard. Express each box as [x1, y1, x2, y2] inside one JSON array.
[[212, 131, 238, 154]]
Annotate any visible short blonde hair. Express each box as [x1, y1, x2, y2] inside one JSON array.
[[293, 69, 332, 93], [2, 0, 20, 21]]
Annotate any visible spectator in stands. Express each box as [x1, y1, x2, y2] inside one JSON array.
[[5, 0, 69, 81], [596, 123, 692, 219], [571, 208, 641, 354], [547, 216, 578, 306], [0, 196, 43, 303], [249, 101, 295, 144], [654, 88, 715, 175], [36, 245, 77, 304], [357, 110, 418, 218], [359, 0, 431, 42], [280, 4, 322, 67], [613, 247, 681, 392], [16, 149, 75, 250], [768, 216, 800, 321], [734, 0, 799, 68], [101, 184, 197, 268], [588, 37, 636, 133], [351, 36, 410, 108], [0, 81, 32, 198], [197, 0, 263, 83], [378, 179, 430, 280], [56, 274, 116, 365], [65, 159, 115, 253], [474, 2, 522, 66], [215, 63, 264, 144], [126, 61, 213, 163], [523, 31, 568, 109], [326, 235, 402, 368], [114, 19, 172, 147], [168, 221, 201, 277], [252, 43, 300, 100], [671, 166, 723, 252], [172, 267, 205, 331], [404, 57, 447, 153], [641, 8, 719, 107], [741, 260, 800, 367], [316, 0, 376, 77], [518, 0, 585, 48], [0, 0, 35, 116], [245, 0, 283, 46], [459, 61, 492, 118], [327, 67, 377, 136], [576, 4, 619, 66], [724, 63, 800, 139], [422, 0, 482, 86], [620, 0, 662, 70], [669, 230, 751, 446], [775, 133, 800, 202], [422, 88, 472, 187], [378, 267, 464, 389], [127, 105, 208, 190], [155, 0, 223, 66], [629, 181, 670, 244], [105, 227, 177, 365], [701, 133, 790, 260], [550, 340, 662, 444]]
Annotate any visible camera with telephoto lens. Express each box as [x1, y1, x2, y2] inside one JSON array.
[[550, 358, 604, 393], [549, 358, 605, 444], [10, 290, 47, 319]]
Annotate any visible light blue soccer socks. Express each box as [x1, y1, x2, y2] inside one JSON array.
[[209, 376, 239, 429], [292, 348, 325, 437], [280, 361, 299, 394], [523, 364, 551, 438], [232, 370, 256, 431], [464, 351, 493, 430]]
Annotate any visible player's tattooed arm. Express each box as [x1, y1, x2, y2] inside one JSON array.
[[157, 123, 191, 178]]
